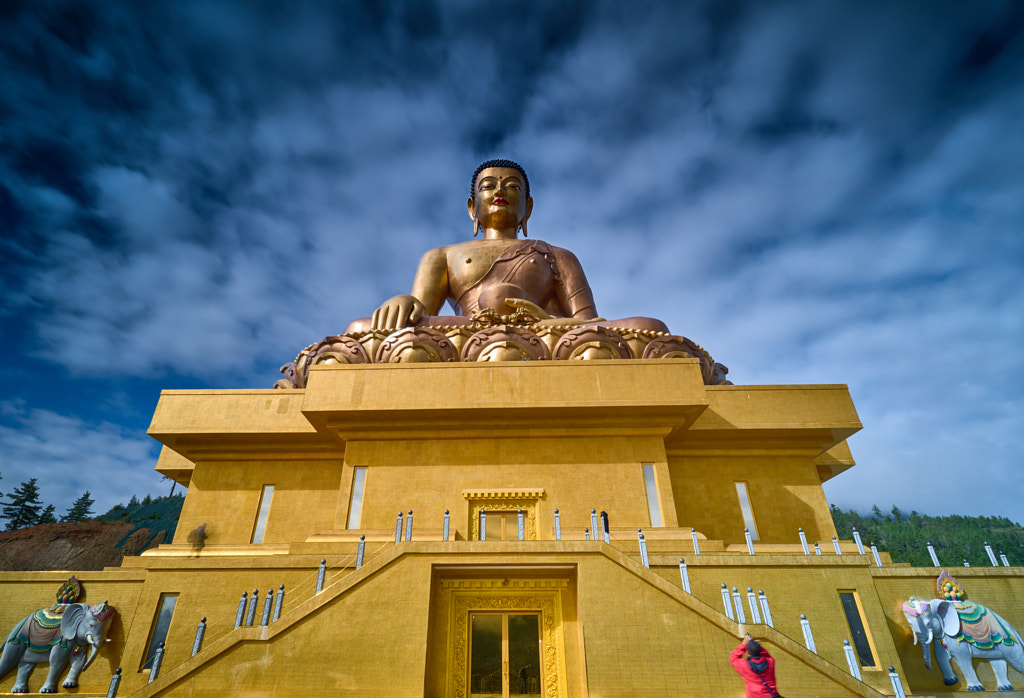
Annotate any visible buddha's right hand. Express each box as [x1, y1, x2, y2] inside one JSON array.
[[371, 294, 426, 330]]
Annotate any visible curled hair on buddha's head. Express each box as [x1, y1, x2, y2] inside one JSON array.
[[470, 159, 530, 200]]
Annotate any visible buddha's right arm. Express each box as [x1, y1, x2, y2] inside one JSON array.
[[370, 248, 449, 330]]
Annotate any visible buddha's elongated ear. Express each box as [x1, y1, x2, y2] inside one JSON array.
[[521, 197, 534, 237], [467, 197, 479, 237]]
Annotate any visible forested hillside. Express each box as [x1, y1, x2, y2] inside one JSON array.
[[830, 504, 1024, 568]]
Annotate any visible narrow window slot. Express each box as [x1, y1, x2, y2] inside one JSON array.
[[839, 591, 877, 668], [251, 485, 274, 544], [642, 464, 663, 527], [347, 468, 367, 529], [735, 482, 759, 540], [141, 594, 178, 671]]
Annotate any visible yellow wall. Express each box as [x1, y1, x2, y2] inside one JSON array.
[[176, 459, 344, 545], [668, 453, 837, 544]]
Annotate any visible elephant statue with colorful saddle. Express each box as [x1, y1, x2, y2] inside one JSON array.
[[0, 578, 115, 694], [902, 571, 1024, 691]]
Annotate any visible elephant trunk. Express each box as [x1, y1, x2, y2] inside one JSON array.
[[82, 633, 100, 672], [921, 633, 932, 670]]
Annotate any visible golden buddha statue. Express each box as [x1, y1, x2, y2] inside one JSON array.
[[275, 160, 730, 386], [346, 159, 668, 335]]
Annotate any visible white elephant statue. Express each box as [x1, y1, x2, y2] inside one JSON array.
[[903, 593, 1024, 691], [0, 600, 115, 693]]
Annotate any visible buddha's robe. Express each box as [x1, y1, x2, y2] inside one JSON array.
[[451, 239, 596, 319]]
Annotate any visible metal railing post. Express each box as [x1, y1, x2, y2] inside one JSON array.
[[800, 614, 816, 653], [234, 592, 247, 629], [273, 585, 285, 621], [721, 584, 734, 621], [678, 558, 690, 594], [844, 640, 862, 680], [746, 587, 761, 624], [758, 590, 773, 627], [732, 587, 746, 623], [852, 527, 865, 554], [191, 617, 206, 656], [260, 589, 273, 626], [106, 668, 122, 698], [148, 644, 164, 683], [245, 589, 259, 626]]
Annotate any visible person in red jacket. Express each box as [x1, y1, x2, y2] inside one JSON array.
[[729, 633, 779, 698]]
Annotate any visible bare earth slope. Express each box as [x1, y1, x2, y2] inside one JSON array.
[[0, 521, 168, 571]]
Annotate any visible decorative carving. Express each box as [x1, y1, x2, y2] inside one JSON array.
[[0, 579, 116, 694], [643, 335, 732, 385], [551, 326, 633, 361], [461, 326, 551, 362], [274, 335, 370, 388], [443, 327, 479, 357], [469, 306, 543, 328], [463, 489, 544, 540], [374, 327, 460, 363], [902, 572, 1024, 691], [462, 489, 545, 500], [443, 580, 567, 698]]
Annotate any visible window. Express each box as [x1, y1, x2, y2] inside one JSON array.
[[251, 485, 274, 544], [735, 482, 758, 540], [642, 464, 662, 526], [482, 511, 523, 541], [141, 594, 177, 671], [839, 591, 877, 668], [347, 467, 367, 529]]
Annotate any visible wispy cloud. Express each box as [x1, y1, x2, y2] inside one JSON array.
[[1, 0, 1021, 522]]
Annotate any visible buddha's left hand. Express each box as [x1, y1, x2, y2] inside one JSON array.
[[506, 298, 604, 327]]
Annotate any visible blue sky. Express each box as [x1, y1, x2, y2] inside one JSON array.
[[1, 0, 1022, 524]]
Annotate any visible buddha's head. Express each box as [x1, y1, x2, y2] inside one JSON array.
[[468, 159, 533, 236]]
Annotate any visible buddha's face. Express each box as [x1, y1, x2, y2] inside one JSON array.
[[469, 167, 533, 231]]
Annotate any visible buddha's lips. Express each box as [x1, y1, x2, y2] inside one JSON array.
[[493, 198, 508, 205]]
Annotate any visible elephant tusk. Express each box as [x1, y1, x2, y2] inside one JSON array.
[[925, 627, 933, 645], [86, 633, 95, 645]]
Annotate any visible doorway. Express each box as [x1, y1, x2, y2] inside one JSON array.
[[469, 613, 542, 697]]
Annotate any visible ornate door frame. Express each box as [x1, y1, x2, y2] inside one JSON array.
[[462, 489, 544, 541], [443, 578, 568, 698]]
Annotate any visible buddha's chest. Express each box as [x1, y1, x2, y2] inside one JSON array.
[[447, 244, 509, 291], [446, 241, 556, 303]]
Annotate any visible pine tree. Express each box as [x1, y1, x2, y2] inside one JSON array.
[[2, 478, 44, 530], [38, 505, 57, 524], [128, 495, 140, 508], [62, 491, 95, 522], [141, 494, 152, 506]]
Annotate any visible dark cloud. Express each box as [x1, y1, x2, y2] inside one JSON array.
[[0, 0, 1021, 521]]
